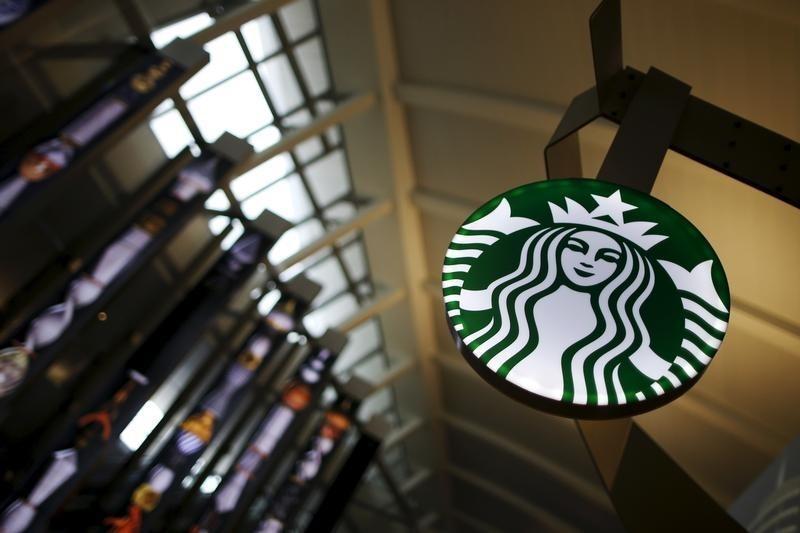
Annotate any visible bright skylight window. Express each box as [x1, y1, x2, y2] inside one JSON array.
[[324, 201, 357, 222], [150, 13, 213, 48], [221, 218, 244, 250], [208, 215, 230, 235], [306, 256, 349, 303], [294, 136, 325, 163], [257, 288, 282, 316], [230, 152, 294, 200], [248, 125, 282, 151], [240, 173, 313, 222], [278, 0, 316, 41], [149, 108, 194, 157], [305, 150, 349, 205], [295, 37, 330, 96], [180, 32, 249, 99], [187, 71, 273, 142], [282, 107, 313, 128], [341, 241, 368, 280], [268, 218, 325, 266], [241, 16, 281, 61], [303, 292, 359, 337], [258, 55, 304, 115], [152, 98, 175, 115], [205, 189, 231, 211], [334, 319, 381, 372]]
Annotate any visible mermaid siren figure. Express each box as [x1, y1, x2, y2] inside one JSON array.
[[443, 180, 729, 415]]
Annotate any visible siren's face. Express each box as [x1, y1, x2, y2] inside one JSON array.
[[560, 230, 622, 287]]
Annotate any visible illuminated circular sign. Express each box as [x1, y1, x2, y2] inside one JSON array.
[[443, 179, 730, 418]]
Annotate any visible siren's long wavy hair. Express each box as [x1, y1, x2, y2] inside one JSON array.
[[468, 225, 655, 405]]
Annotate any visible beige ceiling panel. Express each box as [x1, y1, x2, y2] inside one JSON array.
[[406, 107, 552, 205], [391, 0, 596, 106], [621, 0, 800, 140]]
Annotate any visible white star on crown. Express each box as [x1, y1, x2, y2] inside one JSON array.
[[548, 190, 667, 250]]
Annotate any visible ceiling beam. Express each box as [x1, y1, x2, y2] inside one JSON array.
[[397, 82, 564, 132], [368, 0, 456, 529], [396, 81, 616, 137], [412, 188, 476, 225]]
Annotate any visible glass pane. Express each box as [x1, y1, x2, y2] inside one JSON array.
[[305, 255, 348, 303], [315, 99, 333, 113], [151, 13, 213, 48], [278, 246, 330, 283], [268, 218, 325, 266], [240, 173, 313, 222], [230, 152, 294, 200], [295, 37, 330, 97], [305, 150, 349, 206], [152, 98, 174, 116], [180, 32, 248, 99], [324, 200, 356, 222], [282, 107, 312, 128], [335, 319, 381, 372], [354, 355, 387, 382], [342, 240, 368, 281], [247, 125, 282, 151], [258, 288, 282, 316], [357, 280, 374, 297], [209, 215, 230, 235], [149, 109, 193, 157], [221, 218, 244, 250], [241, 15, 281, 61], [326, 124, 342, 146], [187, 71, 273, 142], [303, 293, 358, 337], [294, 136, 324, 163], [359, 387, 392, 418], [258, 54, 303, 115], [278, 0, 316, 41], [314, 100, 341, 144], [205, 189, 231, 210]]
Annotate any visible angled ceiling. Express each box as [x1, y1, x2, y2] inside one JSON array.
[[322, 0, 800, 530]]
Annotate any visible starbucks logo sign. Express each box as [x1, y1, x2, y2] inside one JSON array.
[[443, 179, 730, 418]]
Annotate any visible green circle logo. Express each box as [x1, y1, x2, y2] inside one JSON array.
[[443, 179, 730, 418]]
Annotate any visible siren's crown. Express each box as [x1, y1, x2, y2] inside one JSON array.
[[549, 190, 667, 250]]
